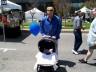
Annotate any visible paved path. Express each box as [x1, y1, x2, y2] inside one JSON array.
[[22, 29, 89, 33], [0, 33, 96, 72]]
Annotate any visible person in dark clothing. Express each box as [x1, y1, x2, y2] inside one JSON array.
[[72, 11, 84, 55]]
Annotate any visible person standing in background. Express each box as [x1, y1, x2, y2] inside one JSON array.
[[72, 11, 84, 55]]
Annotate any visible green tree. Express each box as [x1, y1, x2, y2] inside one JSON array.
[[53, 0, 71, 16], [84, 0, 96, 9]]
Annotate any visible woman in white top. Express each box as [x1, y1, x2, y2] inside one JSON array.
[[79, 10, 96, 63]]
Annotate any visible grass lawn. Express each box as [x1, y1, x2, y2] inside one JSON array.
[[22, 19, 91, 30], [62, 19, 91, 29]]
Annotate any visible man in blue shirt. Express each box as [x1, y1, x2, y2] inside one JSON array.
[[40, 6, 62, 55]]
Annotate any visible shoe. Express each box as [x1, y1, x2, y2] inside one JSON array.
[[72, 49, 79, 55], [79, 59, 87, 63]]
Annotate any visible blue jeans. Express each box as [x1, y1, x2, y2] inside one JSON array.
[[74, 29, 82, 51]]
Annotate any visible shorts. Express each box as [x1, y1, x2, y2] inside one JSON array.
[[89, 45, 96, 49]]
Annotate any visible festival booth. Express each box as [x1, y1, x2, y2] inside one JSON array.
[[0, 0, 22, 38], [25, 8, 44, 21]]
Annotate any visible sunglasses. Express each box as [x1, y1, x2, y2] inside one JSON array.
[[47, 10, 53, 11]]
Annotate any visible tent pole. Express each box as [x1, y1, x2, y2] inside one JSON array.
[[2, 7, 6, 41], [30, 11, 35, 21], [1, 0, 6, 41]]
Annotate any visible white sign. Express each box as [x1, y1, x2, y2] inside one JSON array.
[[1, 0, 7, 5]]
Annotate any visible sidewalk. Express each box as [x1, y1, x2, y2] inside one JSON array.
[[62, 29, 89, 33], [22, 28, 89, 33], [0, 33, 95, 72]]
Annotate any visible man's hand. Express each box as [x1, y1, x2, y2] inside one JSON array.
[[42, 35, 51, 38], [52, 36, 56, 39]]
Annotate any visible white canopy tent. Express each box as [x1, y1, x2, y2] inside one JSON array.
[[80, 6, 91, 13], [0, 0, 22, 41], [0, 0, 22, 12], [25, 8, 44, 21]]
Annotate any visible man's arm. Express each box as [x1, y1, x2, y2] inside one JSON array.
[[40, 20, 45, 36]]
